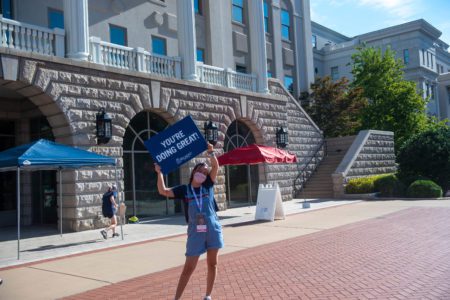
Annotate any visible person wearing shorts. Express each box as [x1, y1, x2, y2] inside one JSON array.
[[100, 184, 119, 239], [155, 142, 223, 300]]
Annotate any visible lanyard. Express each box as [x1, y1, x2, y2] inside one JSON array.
[[190, 185, 203, 212]]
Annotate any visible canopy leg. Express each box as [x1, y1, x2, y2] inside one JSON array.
[[115, 162, 124, 240], [59, 168, 63, 237], [17, 167, 21, 260]]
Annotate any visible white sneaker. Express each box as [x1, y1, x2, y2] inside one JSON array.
[[203, 296, 211, 300]]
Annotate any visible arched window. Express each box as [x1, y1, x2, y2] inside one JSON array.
[[123, 112, 181, 218], [224, 120, 259, 207]]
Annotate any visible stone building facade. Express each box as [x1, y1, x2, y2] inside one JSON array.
[[0, 48, 322, 231]]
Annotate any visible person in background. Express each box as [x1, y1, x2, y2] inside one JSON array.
[[100, 184, 119, 239], [155, 143, 223, 300]]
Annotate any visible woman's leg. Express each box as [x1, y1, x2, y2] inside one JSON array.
[[108, 215, 117, 234], [175, 255, 200, 300], [205, 249, 219, 297]]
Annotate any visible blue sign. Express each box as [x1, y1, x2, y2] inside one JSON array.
[[144, 115, 207, 175]]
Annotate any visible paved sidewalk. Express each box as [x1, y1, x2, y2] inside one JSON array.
[[0, 198, 355, 268], [1, 199, 449, 299]]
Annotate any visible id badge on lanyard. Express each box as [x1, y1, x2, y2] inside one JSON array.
[[191, 186, 207, 233]]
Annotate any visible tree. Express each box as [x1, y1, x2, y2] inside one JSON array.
[[397, 126, 450, 193], [351, 46, 429, 149], [303, 76, 367, 137]]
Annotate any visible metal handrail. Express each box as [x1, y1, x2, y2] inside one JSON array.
[[293, 139, 327, 197]]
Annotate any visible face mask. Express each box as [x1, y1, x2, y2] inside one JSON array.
[[193, 172, 207, 184]]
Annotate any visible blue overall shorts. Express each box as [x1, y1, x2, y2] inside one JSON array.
[[173, 177, 224, 256]]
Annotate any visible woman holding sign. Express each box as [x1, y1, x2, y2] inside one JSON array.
[[155, 143, 223, 300]]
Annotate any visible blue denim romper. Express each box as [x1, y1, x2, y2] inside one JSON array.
[[185, 185, 224, 256]]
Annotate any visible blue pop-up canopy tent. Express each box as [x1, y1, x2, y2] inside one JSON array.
[[0, 139, 120, 259]]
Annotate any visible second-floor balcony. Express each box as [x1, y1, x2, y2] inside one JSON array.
[[196, 63, 257, 92], [0, 16, 259, 94], [89, 37, 182, 79]]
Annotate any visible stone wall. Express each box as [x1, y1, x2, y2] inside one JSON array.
[[1, 49, 323, 231], [332, 130, 396, 198]]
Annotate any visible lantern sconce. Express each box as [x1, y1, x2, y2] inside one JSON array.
[[204, 120, 218, 146], [276, 126, 288, 149], [96, 108, 112, 145]]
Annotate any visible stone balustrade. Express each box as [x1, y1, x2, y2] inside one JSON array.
[[0, 16, 64, 57], [196, 63, 257, 92], [89, 36, 182, 79]]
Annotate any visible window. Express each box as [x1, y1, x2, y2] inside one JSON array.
[[48, 8, 64, 29], [331, 66, 339, 80], [194, 0, 202, 15], [281, 9, 290, 40], [232, 0, 244, 23], [1, 0, 12, 19], [403, 49, 409, 65], [109, 24, 127, 46], [236, 65, 247, 73], [196, 48, 205, 62], [422, 49, 425, 65], [314, 67, 318, 74], [152, 36, 167, 55], [267, 71, 272, 78], [284, 75, 293, 94], [312, 35, 317, 49], [263, 1, 269, 33]]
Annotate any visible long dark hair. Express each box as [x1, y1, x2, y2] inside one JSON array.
[[189, 162, 208, 183]]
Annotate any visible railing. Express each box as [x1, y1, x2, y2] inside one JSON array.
[[293, 140, 327, 197], [196, 63, 257, 92], [0, 17, 65, 57], [90, 37, 181, 79]]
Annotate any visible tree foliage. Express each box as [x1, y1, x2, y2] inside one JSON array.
[[397, 126, 450, 192], [351, 46, 428, 148], [303, 76, 367, 137]]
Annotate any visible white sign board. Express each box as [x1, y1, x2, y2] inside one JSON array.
[[255, 183, 285, 221]]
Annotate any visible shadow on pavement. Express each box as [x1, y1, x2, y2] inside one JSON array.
[[23, 240, 99, 252]]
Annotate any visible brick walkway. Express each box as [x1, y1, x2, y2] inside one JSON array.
[[66, 207, 450, 300]]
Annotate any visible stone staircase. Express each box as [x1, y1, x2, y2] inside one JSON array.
[[300, 136, 356, 199]]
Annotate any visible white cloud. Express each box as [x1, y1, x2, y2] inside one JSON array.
[[357, 0, 421, 20]]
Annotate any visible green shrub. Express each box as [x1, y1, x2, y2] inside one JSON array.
[[345, 175, 383, 194], [406, 180, 443, 198], [373, 174, 405, 197], [397, 126, 450, 192]]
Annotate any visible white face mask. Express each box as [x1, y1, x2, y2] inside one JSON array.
[[193, 172, 207, 184]]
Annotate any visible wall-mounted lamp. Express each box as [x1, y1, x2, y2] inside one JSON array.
[[204, 120, 218, 146], [96, 108, 112, 145], [276, 126, 288, 149]]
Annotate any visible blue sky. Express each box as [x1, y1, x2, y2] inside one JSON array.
[[311, 0, 450, 46]]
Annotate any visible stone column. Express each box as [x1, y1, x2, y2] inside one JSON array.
[[206, 0, 234, 69], [294, 0, 314, 93], [176, 0, 198, 81], [63, 0, 90, 61], [271, 0, 284, 79], [248, 0, 269, 93]]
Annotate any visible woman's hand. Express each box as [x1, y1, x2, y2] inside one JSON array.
[[154, 163, 162, 174], [207, 142, 214, 154]]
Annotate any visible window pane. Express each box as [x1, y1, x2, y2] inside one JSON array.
[[233, 0, 244, 6], [236, 65, 247, 73], [284, 75, 293, 93], [281, 25, 290, 40], [48, 9, 64, 29], [110, 25, 127, 46], [2, 0, 12, 19], [152, 36, 167, 55], [196, 48, 204, 62], [281, 10, 290, 26], [232, 6, 243, 23], [194, 0, 202, 14]]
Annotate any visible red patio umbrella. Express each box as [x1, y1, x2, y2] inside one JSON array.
[[218, 144, 297, 166]]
